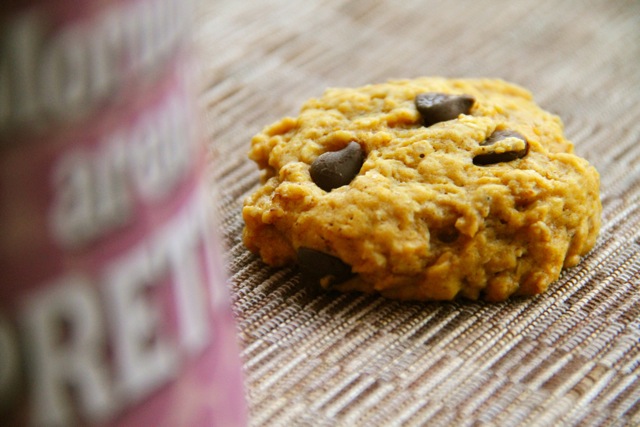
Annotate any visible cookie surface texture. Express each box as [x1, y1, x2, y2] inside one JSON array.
[[242, 78, 601, 301]]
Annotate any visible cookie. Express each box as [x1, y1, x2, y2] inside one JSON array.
[[242, 78, 601, 301]]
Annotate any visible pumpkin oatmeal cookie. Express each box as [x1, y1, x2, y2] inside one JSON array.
[[242, 78, 601, 301]]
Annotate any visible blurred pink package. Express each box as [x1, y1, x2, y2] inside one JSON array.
[[0, 0, 247, 426]]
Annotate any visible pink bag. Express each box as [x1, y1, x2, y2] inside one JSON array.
[[0, 1, 247, 425]]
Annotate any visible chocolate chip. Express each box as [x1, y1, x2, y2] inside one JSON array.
[[310, 141, 364, 191], [297, 247, 354, 289], [415, 93, 475, 127], [473, 130, 529, 166]]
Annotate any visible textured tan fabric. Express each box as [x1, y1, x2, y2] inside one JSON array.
[[195, 0, 640, 425]]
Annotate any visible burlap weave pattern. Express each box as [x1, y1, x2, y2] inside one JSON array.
[[195, 0, 640, 425]]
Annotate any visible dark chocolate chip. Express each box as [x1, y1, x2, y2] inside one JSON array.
[[473, 130, 529, 166], [415, 93, 475, 127], [310, 141, 364, 191], [297, 247, 354, 289], [481, 130, 526, 147]]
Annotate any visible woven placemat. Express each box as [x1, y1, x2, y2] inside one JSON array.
[[195, 0, 640, 425]]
